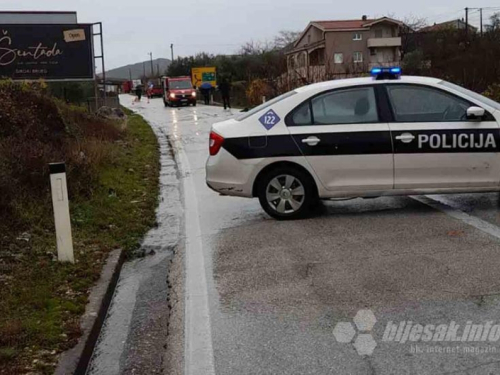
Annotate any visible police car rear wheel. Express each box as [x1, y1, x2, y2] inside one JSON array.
[[258, 167, 315, 220]]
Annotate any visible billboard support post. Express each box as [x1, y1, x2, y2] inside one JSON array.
[[92, 22, 106, 110]]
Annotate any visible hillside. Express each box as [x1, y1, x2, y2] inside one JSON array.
[[0, 81, 160, 373], [104, 58, 171, 80]]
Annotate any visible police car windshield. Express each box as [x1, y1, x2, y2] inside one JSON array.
[[236, 91, 297, 121], [439, 81, 500, 111]]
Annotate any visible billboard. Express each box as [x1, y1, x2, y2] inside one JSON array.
[[0, 11, 78, 25], [0, 24, 94, 81], [191, 67, 216, 88]]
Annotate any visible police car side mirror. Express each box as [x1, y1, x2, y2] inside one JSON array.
[[467, 106, 485, 120]]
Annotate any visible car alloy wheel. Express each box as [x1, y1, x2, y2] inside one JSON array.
[[258, 166, 317, 220], [266, 175, 305, 214]]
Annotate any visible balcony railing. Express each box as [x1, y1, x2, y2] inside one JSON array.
[[367, 37, 402, 48], [368, 61, 401, 69]]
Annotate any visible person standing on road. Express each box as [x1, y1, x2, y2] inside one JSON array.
[[200, 82, 211, 105], [146, 82, 153, 104], [218, 78, 231, 110], [135, 84, 143, 102]]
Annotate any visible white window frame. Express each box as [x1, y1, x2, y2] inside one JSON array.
[[353, 52, 363, 63], [353, 33, 362, 41], [334, 53, 344, 64]]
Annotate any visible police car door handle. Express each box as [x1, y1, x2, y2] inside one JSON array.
[[395, 133, 415, 143], [302, 136, 321, 146]]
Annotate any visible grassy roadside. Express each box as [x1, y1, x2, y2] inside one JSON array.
[[0, 106, 159, 374]]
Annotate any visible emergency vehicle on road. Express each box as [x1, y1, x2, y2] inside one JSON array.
[[206, 68, 500, 220], [162, 76, 197, 107]]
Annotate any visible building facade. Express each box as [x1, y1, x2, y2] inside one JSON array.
[[287, 16, 403, 84]]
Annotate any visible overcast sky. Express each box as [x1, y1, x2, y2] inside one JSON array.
[[3, 0, 500, 70]]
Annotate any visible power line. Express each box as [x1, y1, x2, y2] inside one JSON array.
[[427, 9, 464, 23], [464, 7, 500, 34], [461, 6, 500, 36], [173, 43, 241, 47], [427, 6, 500, 26]]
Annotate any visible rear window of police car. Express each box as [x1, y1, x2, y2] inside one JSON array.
[[439, 81, 500, 111]]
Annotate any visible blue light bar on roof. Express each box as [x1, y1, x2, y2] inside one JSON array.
[[370, 66, 402, 79]]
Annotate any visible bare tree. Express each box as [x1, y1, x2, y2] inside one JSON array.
[[239, 40, 272, 55], [402, 15, 428, 31], [400, 15, 428, 58], [274, 30, 302, 50], [488, 12, 500, 31]]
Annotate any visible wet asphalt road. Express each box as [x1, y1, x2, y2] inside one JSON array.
[[88, 105, 182, 375], [123, 96, 500, 374]]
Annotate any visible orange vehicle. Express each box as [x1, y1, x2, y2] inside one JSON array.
[[161, 76, 197, 107]]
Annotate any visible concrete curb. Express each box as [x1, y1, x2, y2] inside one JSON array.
[[55, 248, 125, 375]]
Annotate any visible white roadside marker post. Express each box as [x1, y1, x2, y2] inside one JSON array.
[[49, 163, 75, 263]]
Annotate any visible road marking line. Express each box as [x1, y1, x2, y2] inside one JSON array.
[[176, 141, 216, 375], [412, 195, 500, 240], [86, 270, 140, 375]]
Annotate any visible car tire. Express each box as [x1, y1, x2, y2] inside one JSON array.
[[257, 166, 317, 220]]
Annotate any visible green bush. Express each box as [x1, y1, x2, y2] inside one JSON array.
[[0, 84, 160, 373], [0, 81, 122, 235]]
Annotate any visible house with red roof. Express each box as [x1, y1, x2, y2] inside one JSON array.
[[286, 16, 403, 82], [420, 19, 477, 33]]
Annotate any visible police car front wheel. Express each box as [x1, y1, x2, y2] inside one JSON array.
[[257, 167, 317, 220]]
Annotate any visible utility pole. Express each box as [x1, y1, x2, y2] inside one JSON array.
[[129, 68, 132, 82], [170, 43, 174, 61], [465, 7, 469, 39], [480, 8, 484, 36], [157, 63, 160, 77], [148, 52, 154, 77]]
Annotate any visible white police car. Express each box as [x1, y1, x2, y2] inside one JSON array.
[[206, 67, 500, 220]]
